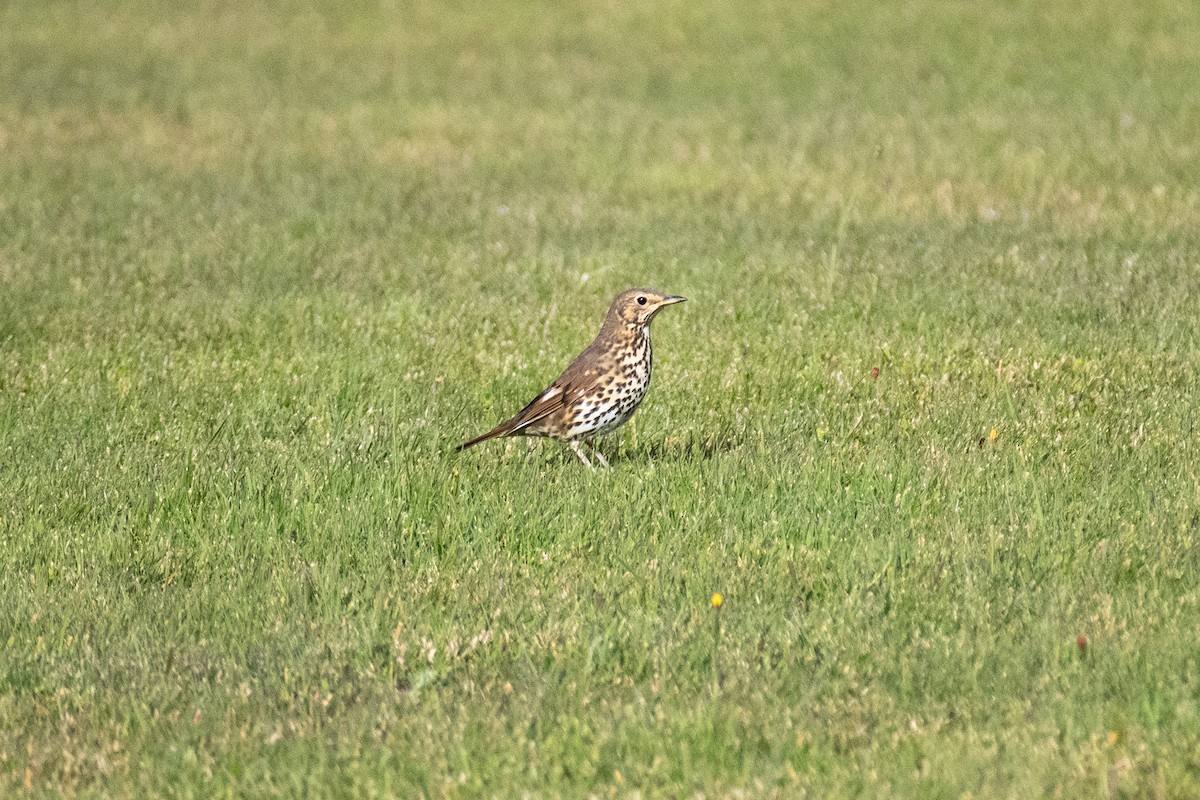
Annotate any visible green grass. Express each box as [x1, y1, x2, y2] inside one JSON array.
[[3, 0, 1200, 796]]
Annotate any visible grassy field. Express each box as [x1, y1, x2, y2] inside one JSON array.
[[3, 0, 1200, 796]]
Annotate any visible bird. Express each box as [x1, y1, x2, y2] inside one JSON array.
[[456, 289, 686, 467]]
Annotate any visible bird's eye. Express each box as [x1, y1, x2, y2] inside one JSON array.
[[637, 296, 647, 305]]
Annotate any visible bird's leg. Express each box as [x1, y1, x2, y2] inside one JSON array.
[[568, 440, 593, 468], [584, 439, 610, 468]]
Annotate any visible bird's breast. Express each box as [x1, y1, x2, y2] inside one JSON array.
[[559, 332, 653, 439]]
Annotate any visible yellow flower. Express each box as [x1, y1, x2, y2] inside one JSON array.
[[988, 427, 999, 443], [1107, 730, 1120, 746], [710, 592, 723, 608]]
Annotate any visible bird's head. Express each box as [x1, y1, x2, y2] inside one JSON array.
[[608, 289, 687, 327]]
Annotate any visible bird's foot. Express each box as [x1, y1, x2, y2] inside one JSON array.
[[588, 443, 610, 468], [568, 440, 594, 468]]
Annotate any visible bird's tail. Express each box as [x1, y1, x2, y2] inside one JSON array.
[[455, 423, 513, 452]]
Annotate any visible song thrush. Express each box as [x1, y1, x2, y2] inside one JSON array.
[[457, 289, 686, 467]]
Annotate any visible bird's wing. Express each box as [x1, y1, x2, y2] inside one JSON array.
[[505, 381, 571, 434], [455, 379, 572, 451], [506, 358, 600, 434]]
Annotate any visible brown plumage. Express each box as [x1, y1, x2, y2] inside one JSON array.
[[457, 289, 686, 466]]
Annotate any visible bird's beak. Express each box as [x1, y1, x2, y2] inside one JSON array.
[[660, 295, 686, 306]]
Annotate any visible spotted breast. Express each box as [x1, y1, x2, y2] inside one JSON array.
[[564, 330, 652, 439]]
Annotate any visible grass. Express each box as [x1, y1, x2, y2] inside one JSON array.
[[2, 0, 1200, 796]]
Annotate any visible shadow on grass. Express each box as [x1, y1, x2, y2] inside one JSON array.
[[449, 431, 745, 468], [610, 432, 745, 465]]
